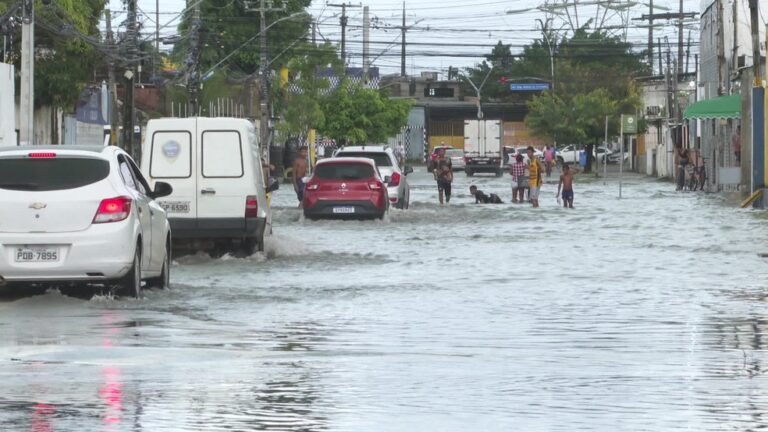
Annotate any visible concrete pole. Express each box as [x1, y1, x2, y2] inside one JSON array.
[[259, 0, 269, 152], [19, 0, 34, 146], [749, 0, 762, 87], [106, 10, 118, 146], [401, 2, 406, 77], [363, 6, 370, 77]]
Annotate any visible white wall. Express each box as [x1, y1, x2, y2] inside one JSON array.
[[0, 63, 15, 146]]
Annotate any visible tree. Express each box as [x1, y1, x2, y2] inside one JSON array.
[[0, 0, 105, 109], [523, 26, 646, 172], [317, 80, 411, 145]]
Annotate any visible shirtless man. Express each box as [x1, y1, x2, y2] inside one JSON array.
[[556, 163, 580, 209], [292, 147, 308, 206]]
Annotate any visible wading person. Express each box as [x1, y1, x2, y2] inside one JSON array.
[[556, 163, 580, 209], [675, 145, 689, 191], [527, 146, 544, 208], [733, 125, 741, 164], [469, 185, 502, 204], [510, 153, 527, 203], [544, 145, 554, 177], [434, 149, 453, 204], [292, 146, 308, 206]]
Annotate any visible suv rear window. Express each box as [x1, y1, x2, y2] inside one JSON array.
[[336, 152, 392, 167], [315, 163, 375, 180], [0, 157, 110, 191]]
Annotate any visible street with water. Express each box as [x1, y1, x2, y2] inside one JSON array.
[[1, 169, 768, 431]]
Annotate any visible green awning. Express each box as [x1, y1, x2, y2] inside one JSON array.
[[683, 94, 741, 120]]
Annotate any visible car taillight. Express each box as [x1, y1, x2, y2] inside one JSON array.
[[462, 156, 467, 162], [389, 172, 401, 186], [306, 183, 319, 191], [28, 152, 56, 158], [245, 195, 258, 218], [369, 181, 383, 190], [93, 197, 132, 224]]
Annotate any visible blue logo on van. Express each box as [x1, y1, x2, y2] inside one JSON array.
[[162, 140, 181, 158]]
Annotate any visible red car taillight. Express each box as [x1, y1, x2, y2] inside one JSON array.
[[93, 197, 132, 224], [389, 172, 401, 186], [369, 181, 384, 190], [306, 183, 319, 191], [28, 152, 57, 158], [245, 195, 258, 218]]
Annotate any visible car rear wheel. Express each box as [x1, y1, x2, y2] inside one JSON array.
[[148, 241, 171, 289], [242, 234, 264, 255], [117, 246, 142, 299], [465, 169, 474, 177]]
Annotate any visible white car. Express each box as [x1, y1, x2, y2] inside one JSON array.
[[445, 148, 466, 170], [0, 146, 173, 298], [557, 145, 615, 165], [334, 146, 413, 209]]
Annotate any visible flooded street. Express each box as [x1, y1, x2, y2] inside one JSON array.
[[2, 168, 768, 431]]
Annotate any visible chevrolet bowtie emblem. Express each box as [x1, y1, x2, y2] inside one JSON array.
[[29, 203, 47, 210]]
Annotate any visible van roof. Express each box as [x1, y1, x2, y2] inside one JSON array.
[[0, 145, 107, 154]]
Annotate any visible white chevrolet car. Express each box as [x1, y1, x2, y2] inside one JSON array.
[[333, 146, 413, 209], [0, 146, 173, 298]]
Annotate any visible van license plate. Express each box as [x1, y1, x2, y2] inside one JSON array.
[[15, 247, 60, 263], [160, 201, 190, 213], [332, 206, 355, 214]]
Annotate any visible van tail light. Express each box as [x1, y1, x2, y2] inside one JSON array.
[[368, 181, 383, 190], [389, 172, 401, 187], [93, 197, 132, 224], [245, 195, 258, 218], [28, 152, 57, 159], [306, 183, 319, 191]]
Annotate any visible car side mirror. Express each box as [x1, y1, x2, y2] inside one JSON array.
[[384, 175, 392, 184], [151, 181, 173, 199], [266, 176, 280, 193], [404, 166, 414, 175]]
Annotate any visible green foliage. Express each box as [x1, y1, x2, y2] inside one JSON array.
[[175, 0, 311, 76], [317, 80, 411, 145], [1, 0, 105, 108]]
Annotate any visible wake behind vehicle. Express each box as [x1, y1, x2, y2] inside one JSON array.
[[0, 146, 173, 298], [302, 158, 389, 220], [142, 117, 277, 254], [334, 146, 412, 209]]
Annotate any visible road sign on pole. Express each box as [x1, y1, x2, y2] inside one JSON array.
[[510, 83, 550, 91], [622, 114, 637, 134]]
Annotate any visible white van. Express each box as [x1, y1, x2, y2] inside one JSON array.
[[142, 117, 275, 253]]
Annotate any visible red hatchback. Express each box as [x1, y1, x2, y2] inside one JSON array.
[[303, 158, 389, 220]]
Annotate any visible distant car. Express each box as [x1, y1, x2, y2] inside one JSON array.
[[504, 146, 532, 165], [557, 145, 616, 165], [427, 145, 454, 172], [0, 146, 174, 298], [334, 146, 412, 209], [445, 148, 466, 170], [515, 147, 544, 162], [302, 157, 389, 220]]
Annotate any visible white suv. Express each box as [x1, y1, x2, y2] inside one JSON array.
[[333, 146, 413, 209], [0, 146, 173, 298]]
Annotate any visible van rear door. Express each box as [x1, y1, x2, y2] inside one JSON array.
[[197, 123, 248, 230], [146, 119, 197, 229]]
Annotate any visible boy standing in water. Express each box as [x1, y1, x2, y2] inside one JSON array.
[[556, 164, 580, 208]]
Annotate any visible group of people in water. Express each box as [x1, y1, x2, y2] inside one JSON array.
[[434, 146, 580, 209]]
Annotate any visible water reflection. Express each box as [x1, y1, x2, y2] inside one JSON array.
[[30, 402, 55, 432]]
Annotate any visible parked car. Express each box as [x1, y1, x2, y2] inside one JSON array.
[[515, 147, 544, 162], [302, 158, 389, 220], [142, 117, 278, 254], [334, 146, 412, 209], [445, 148, 466, 170], [0, 146, 173, 298], [427, 145, 454, 172], [504, 146, 532, 165], [557, 145, 616, 165]]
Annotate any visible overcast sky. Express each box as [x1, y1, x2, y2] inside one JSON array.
[[106, 0, 701, 77]]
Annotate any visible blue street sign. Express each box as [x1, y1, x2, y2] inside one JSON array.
[[510, 83, 550, 91]]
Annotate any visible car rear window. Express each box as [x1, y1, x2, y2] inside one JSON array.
[[336, 152, 392, 167], [0, 157, 110, 191], [446, 150, 464, 157], [315, 163, 375, 180]]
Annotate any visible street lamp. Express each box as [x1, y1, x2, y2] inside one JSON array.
[[460, 67, 493, 119], [535, 18, 555, 95]]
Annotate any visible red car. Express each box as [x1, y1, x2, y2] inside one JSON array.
[[302, 157, 389, 220]]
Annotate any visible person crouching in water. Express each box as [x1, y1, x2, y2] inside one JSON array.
[[469, 185, 503, 204], [556, 163, 580, 208]]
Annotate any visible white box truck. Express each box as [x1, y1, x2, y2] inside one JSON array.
[[463, 119, 502, 176]]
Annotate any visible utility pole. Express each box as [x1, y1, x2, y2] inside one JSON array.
[[106, 10, 118, 146], [648, 0, 653, 73], [678, 0, 684, 76], [187, 0, 202, 117], [401, 2, 406, 76], [363, 5, 370, 77], [328, 3, 361, 67], [122, 0, 138, 157], [19, 0, 34, 145], [634, 10, 698, 74], [245, 0, 286, 153], [749, 0, 762, 86], [155, 0, 160, 78]]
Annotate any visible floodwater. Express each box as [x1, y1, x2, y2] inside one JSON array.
[[2, 168, 768, 432]]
